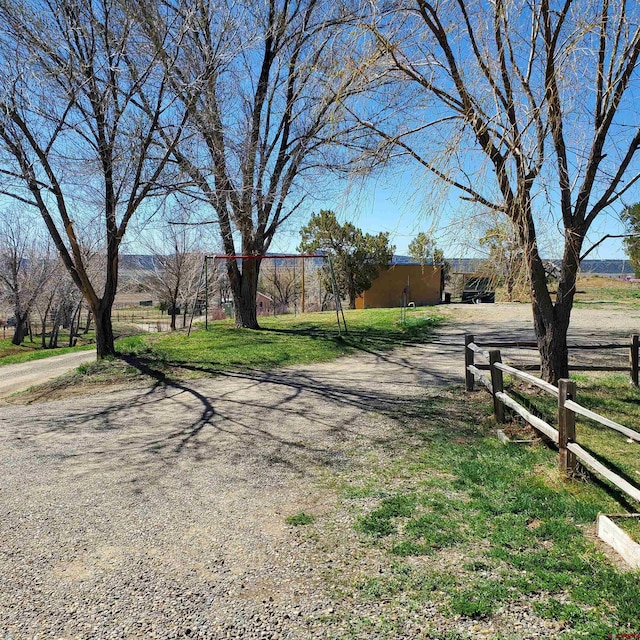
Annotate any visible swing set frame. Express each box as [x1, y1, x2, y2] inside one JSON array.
[[187, 253, 347, 336]]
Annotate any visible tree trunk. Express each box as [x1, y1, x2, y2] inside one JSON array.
[[11, 314, 28, 345], [68, 310, 76, 347], [348, 280, 357, 310], [506, 270, 514, 302], [48, 309, 58, 348], [84, 309, 93, 334], [169, 292, 178, 330], [41, 314, 47, 348], [93, 302, 116, 359], [75, 303, 83, 336], [532, 299, 571, 383], [69, 301, 81, 347], [527, 230, 579, 384], [49, 320, 59, 348], [231, 259, 260, 329]]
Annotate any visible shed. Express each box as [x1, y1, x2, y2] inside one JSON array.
[[256, 292, 275, 315], [355, 263, 443, 309]]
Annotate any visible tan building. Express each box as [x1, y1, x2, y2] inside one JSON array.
[[355, 264, 443, 309]]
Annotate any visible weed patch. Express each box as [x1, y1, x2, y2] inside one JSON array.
[[285, 512, 315, 526]]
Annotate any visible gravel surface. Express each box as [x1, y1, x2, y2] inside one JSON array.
[[1, 305, 639, 639], [0, 350, 96, 398]]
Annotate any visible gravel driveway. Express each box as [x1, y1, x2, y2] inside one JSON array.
[[0, 350, 96, 398], [1, 305, 639, 639]]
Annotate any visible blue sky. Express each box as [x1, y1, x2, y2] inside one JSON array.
[[268, 170, 632, 261]]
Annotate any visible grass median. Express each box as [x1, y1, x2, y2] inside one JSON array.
[[114, 307, 443, 375], [0, 336, 95, 367], [9, 307, 443, 401]]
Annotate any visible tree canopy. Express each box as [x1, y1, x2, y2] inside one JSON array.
[[0, 0, 178, 357], [298, 210, 394, 309], [408, 233, 438, 265], [346, 0, 640, 382]]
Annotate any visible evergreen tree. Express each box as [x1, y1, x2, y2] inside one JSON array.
[[299, 211, 394, 309]]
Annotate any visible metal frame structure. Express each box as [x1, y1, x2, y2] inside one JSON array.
[[187, 254, 347, 335]]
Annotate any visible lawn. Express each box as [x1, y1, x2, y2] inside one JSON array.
[[115, 306, 443, 375], [298, 390, 640, 638], [572, 275, 640, 309], [6, 307, 442, 401], [0, 335, 95, 367], [505, 373, 640, 489]]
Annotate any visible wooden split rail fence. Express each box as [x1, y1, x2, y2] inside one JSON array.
[[465, 334, 640, 504]]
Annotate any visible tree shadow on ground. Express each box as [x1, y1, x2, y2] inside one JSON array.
[[18, 349, 452, 489], [259, 317, 440, 351], [12, 320, 639, 502]]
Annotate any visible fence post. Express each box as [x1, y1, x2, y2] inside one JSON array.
[[465, 334, 475, 391], [489, 349, 505, 423], [630, 334, 639, 387], [558, 378, 577, 477]]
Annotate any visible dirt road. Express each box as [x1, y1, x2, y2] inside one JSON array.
[[0, 305, 638, 638], [0, 349, 96, 398]]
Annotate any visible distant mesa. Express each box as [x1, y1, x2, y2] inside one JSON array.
[[118, 254, 634, 277], [446, 257, 633, 276]]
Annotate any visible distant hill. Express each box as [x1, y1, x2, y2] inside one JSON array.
[[447, 257, 634, 276], [119, 254, 635, 276], [120, 254, 162, 271], [579, 259, 633, 275]]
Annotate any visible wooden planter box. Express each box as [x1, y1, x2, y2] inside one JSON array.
[[597, 514, 640, 569]]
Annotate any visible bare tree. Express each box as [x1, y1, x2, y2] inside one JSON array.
[[348, 0, 640, 382], [0, 213, 54, 345], [144, 218, 206, 330], [33, 257, 83, 348], [138, 0, 358, 328], [259, 261, 300, 314], [33, 256, 64, 348], [0, 0, 182, 358]]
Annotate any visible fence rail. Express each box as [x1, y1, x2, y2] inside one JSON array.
[[495, 391, 559, 443], [472, 336, 640, 382], [465, 334, 640, 505], [494, 361, 559, 396], [482, 341, 633, 350], [563, 399, 640, 443]]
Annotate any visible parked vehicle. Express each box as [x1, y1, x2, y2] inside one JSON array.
[[461, 276, 495, 303]]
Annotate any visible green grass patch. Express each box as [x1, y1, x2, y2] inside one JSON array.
[[449, 580, 510, 618], [611, 516, 640, 543], [3, 307, 442, 402], [355, 493, 418, 538], [285, 511, 315, 526], [115, 307, 442, 377], [0, 336, 95, 367], [319, 390, 640, 635], [508, 373, 640, 488], [73, 357, 140, 380]]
